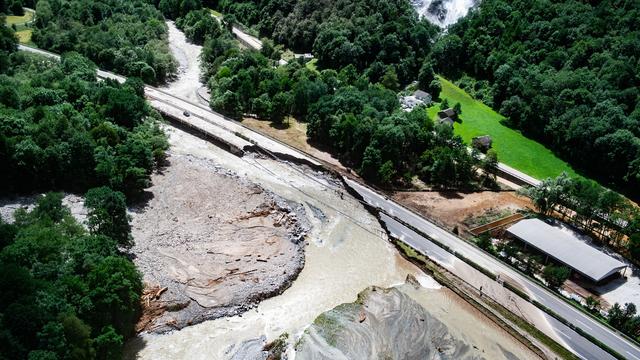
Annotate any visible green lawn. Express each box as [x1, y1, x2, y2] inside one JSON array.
[[5, 9, 35, 45], [6, 9, 34, 26], [15, 29, 32, 44], [431, 76, 578, 180], [305, 58, 318, 73]]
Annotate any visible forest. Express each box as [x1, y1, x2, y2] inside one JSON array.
[[0, 25, 166, 359], [214, 0, 440, 87], [170, 5, 496, 189], [31, 0, 176, 84], [434, 0, 640, 195]]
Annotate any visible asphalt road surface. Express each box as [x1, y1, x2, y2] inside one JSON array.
[[20, 44, 639, 360], [346, 178, 640, 360]]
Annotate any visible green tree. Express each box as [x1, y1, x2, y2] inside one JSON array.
[[586, 296, 600, 313], [521, 173, 573, 214], [542, 265, 570, 290], [360, 145, 383, 181], [86, 256, 142, 337], [627, 233, 640, 260], [380, 67, 399, 91], [84, 187, 131, 246], [378, 160, 396, 185], [418, 61, 435, 91], [453, 102, 462, 115]]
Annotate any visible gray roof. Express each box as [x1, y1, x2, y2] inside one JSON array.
[[438, 117, 454, 126], [438, 108, 456, 118], [413, 90, 430, 100], [506, 218, 626, 282]]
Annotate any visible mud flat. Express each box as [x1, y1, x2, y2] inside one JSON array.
[[129, 152, 308, 333]]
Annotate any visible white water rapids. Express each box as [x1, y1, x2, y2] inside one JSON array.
[[412, 0, 478, 27]]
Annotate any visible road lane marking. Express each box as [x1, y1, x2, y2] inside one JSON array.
[[627, 351, 640, 360], [574, 352, 587, 360], [573, 319, 592, 331]]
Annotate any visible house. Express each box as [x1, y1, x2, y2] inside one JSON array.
[[472, 135, 492, 153], [438, 108, 457, 121], [438, 117, 454, 127], [413, 90, 431, 103]]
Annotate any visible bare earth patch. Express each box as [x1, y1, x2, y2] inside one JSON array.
[[130, 153, 308, 333], [241, 117, 345, 169], [392, 190, 533, 233]]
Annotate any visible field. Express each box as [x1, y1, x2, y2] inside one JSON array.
[[6, 9, 34, 26], [429, 77, 578, 180], [5, 8, 34, 45]]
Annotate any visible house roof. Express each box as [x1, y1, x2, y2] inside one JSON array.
[[438, 108, 456, 118], [506, 218, 626, 282], [438, 117, 454, 126], [473, 135, 492, 146], [414, 90, 430, 99]]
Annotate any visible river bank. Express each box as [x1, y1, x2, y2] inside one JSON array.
[[124, 124, 543, 359]]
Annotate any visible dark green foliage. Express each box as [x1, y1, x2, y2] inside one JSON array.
[[32, 0, 176, 84], [628, 233, 640, 260], [218, 0, 438, 85], [175, 9, 222, 44], [476, 233, 495, 255], [542, 265, 570, 290], [0, 15, 17, 73], [159, 0, 203, 19], [9, 0, 23, 15], [439, 0, 640, 194], [0, 53, 168, 197], [197, 1, 482, 188], [607, 303, 640, 341], [0, 193, 142, 359], [85, 187, 131, 246]]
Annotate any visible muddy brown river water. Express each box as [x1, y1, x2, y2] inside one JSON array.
[[123, 126, 540, 359], [124, 22, 542, 358]]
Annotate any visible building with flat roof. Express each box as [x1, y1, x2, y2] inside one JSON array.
[[506, 218, 627, 283]]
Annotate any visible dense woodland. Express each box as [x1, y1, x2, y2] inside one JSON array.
[[0, 25, 166, 358], [0, 51, 168, 198], [168, 5, 495, 189], [2, 0, 640, 355], [436, 0, 640, 195], [215, 0, 440, 89], [32, 0, 176, 84]]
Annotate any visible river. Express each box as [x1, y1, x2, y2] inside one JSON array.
[[412, 0, 478, 27], [126, 20, 539, 359]]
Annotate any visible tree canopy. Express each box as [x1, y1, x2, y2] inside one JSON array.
[[0, 51, 168, 198], [32, 0, 177, 84], [435, 0, 640, 195], [216, 0, 439, 85], [0, 193, 142, 360]]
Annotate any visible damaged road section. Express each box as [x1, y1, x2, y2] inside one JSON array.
[[130, 154, 308, 333]]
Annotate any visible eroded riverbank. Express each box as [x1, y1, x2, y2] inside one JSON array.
[[130, 152, 308, 333], [124, 125, 543, 359]]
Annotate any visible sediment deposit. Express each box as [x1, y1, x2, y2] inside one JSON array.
[[296, 285, 483, 359], [130, 153, 308, 333]]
